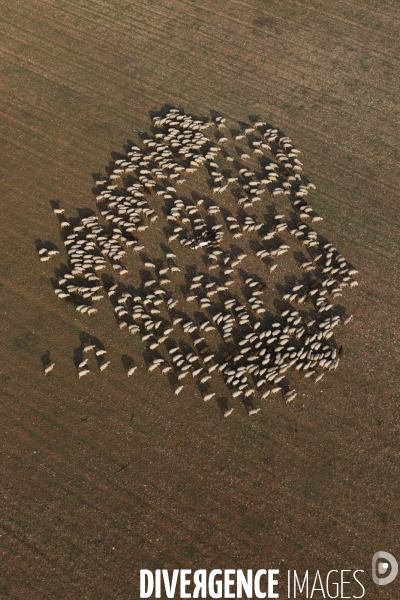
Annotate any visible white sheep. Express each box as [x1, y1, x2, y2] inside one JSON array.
[[44, 363, 55, 375]]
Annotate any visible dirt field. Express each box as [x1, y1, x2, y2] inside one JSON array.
[[0, 0, 399, 598]]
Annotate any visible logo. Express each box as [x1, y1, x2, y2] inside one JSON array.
[[372, 551, 398, 586]]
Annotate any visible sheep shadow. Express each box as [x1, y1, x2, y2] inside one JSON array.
[[40, 350, 52, 368], [216, 397, 234, 418]]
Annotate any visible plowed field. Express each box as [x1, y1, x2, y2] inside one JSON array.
[[0, 0, 399, 598]]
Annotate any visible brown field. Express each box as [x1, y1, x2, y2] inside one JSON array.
[[0, 0, 399, 598]]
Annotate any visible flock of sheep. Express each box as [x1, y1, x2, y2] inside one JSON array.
[[40, 106, 358, 417]]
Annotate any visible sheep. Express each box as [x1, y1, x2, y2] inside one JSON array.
[[248, 407, 261, 416], [46, 111, 358, 414], [83, 344, 96, 353], [223, 408, 234, 417], [283, 389, 296, 402]]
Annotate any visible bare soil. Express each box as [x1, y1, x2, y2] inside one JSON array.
[[0, 0, 399, 598]]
